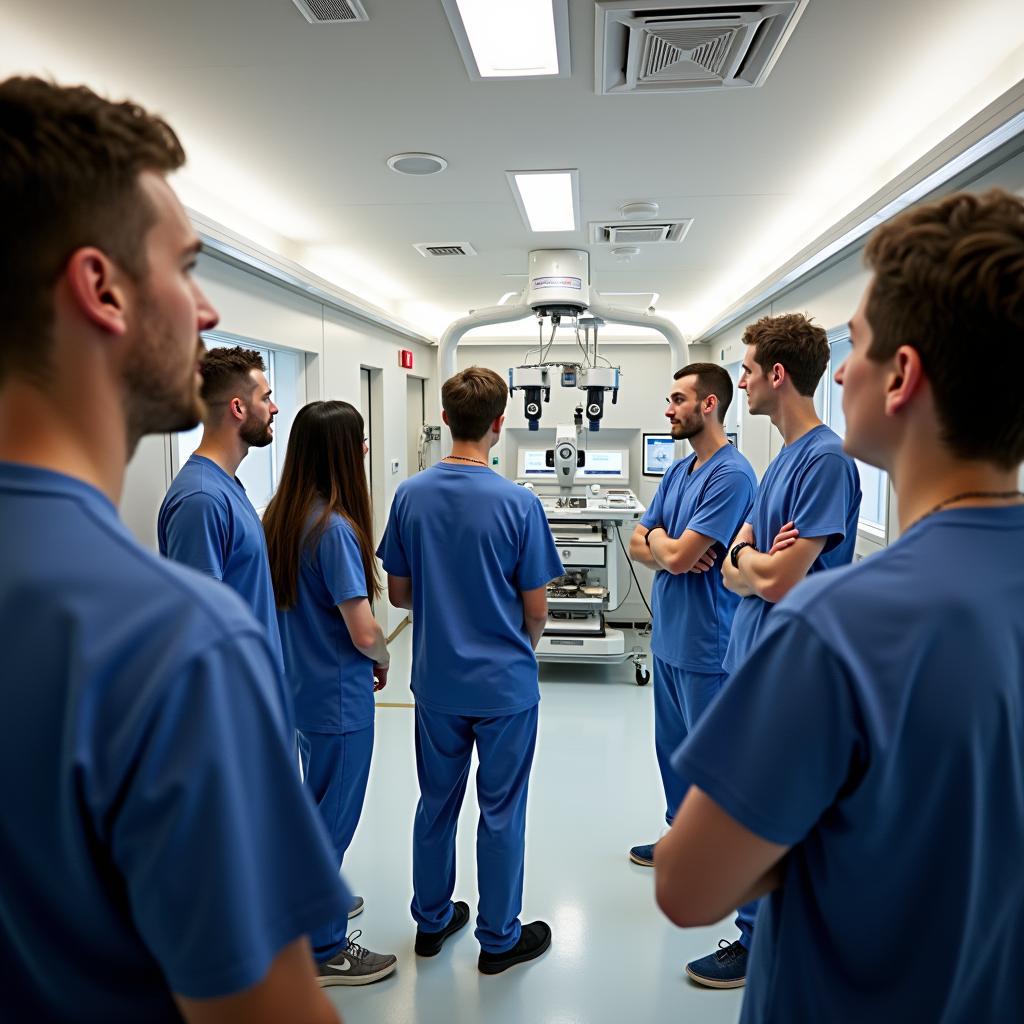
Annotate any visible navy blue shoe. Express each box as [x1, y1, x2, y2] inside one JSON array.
[[685, 939, 747, 988], [415, 901, 470, 957], [629, 841, 657, 866]]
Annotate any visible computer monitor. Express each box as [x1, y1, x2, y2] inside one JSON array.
[[518, 449, 556, 477], [579, 449, 627, 479], [642, 433, 675, 476]]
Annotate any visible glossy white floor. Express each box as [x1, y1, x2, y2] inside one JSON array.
[[328, 625, 744, 1024]]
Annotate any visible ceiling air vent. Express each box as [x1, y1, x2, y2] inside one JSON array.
[[413, 242, 479, 258], [290, 0, 368, 24], [595, 1, 808, 94], [590, 220, 692, 244]]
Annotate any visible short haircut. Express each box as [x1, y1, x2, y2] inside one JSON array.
[[674, 361, 733, 423], [200, 347, 266, 404], [0, 76, 186, 384], [442, 366, 509, 441], [864, 188, 1024, 469], [742, 312, 829, 396]]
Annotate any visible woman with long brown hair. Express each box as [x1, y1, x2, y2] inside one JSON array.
[[263, 399, 397, 986]]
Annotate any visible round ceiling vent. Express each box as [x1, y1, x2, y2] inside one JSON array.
[[387, 152, 448, 176], [619, 201, 659, 220], [612, 246, 641, 261]]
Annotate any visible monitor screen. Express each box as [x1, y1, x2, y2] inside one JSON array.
[[580, 450, 625, 478], [642, 433, 675, 476], [520, 449, 555, 476]]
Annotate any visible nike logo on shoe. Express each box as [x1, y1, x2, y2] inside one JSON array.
[[326, 960, 352, 972]]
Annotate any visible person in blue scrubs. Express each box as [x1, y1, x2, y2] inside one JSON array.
[[655, 188, 1024, 1023], [158, 346, 287, 695], [264, 400, 397, 985], [627, 363, 757, 868], [673, 312, 862, 988], [0, 76, 350, 1022], [377, 367, 564, 975]]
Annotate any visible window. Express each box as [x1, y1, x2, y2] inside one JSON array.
[[174, 335, 305, 513], [823, 327, 888, 535]]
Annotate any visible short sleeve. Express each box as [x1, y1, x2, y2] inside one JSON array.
[[672, 611, 865, 846], [640, 468, 671, 529], [319, 521, 369, 605], [376, 493, 411, 577], [515, 498, 565, 591], [686, 466, 756, 549], [791, 454, 860, 550], [162, 492, 229, 580], [105, 633, 351, 998]]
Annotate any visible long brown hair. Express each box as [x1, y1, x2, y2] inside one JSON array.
[[264, 400, 381, 610]]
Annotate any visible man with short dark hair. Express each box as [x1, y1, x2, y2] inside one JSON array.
[[158, 345, 285, 689], [683, 312, 861, 988], [655, 187, 1024, 1023], [627, 363, 756, 872], [0, 76, 349, 1023], [377, 365, 564, 975]]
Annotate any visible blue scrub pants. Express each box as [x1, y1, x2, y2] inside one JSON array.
[[297, 724, 374, 961], [654, 655, 727, 825], [411, 703, 538, 954]]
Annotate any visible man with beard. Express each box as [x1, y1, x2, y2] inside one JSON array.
[[627, 364, 756, 875], [159, 346, 287, 692], [0, 77, 349, 1021]]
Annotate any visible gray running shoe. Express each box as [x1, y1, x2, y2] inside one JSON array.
[[316, 931, 397, 986]]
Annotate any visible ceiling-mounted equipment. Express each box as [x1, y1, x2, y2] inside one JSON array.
[[290, 0, 368, 23], [413, 242, 478, 257], [619, 201, 660, 219], [590, 219, 692, 244], [527, 249, 590, 318], [387, 153, 448, 175], [595, 0, 809, 94]]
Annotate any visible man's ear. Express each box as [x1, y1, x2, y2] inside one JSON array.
[[770, 362, 786, 389], [441, 409, 450, 426], [64, 247, 129, 337], [492, 413, 506, 436], [885, 346, 925, 417], [228, 396, 247, 423]]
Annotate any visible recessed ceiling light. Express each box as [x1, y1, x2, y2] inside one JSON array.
[[387, 153, 448, 176], [441, 0, 570, 80], [507, 169, 579, 232]]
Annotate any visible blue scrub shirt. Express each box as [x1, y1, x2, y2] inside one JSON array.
[[377, 462, 564, 715], [674, 505, 1024, 1023], [723, 424, 860, 673], [158, 454, 285, 679], [0, 463, 351, 1021], [641, 443, 757, 672], [278, 511, 375, 734]]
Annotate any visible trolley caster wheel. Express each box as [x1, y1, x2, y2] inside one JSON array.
[[635, 666, 650, 686]]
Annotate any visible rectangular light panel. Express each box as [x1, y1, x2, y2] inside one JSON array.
[[509, 170, 578, 232], [442, 0, 569, 80]]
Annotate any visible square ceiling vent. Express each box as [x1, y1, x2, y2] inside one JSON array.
[[291, 0, 368, 23], [590, 219, 692, 244], [595, 0, 808, 94]]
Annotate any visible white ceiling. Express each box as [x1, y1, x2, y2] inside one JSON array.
[[4, 0, 1024, 341]]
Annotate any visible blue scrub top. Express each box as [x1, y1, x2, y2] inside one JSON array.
[[377, 462, 564, 716], [674, 505, 1024, 1024], [641, 444, 757, 672], [723, 424, 860, 672], [158, 454, 287, 689], [0, 463, 351, 1021], [278, 510, 375, 734]]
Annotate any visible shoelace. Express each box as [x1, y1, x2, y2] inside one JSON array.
[[345, 930, 369, 962], [714, 938, 744, 963]]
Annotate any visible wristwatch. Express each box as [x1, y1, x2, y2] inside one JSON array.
[[730, 541, 755, 568], [645, 526, 664, 547]]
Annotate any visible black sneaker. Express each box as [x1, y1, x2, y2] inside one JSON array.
[[415, 900, 470, 957], [478, 921, 551, 975], [348, 895, 364, 919], [316, 931, 397, 986], [685, 939, 747, 989]]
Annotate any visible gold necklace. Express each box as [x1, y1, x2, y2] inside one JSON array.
[[906, 489, 1024, 532], [443, 454, 487, 466]]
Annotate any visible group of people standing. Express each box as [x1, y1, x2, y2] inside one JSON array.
[[3, 74, 1024, 1024]]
